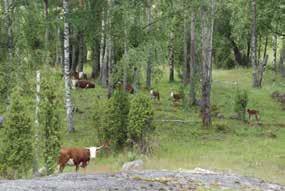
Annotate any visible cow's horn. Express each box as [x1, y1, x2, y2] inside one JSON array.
[[97, 145, 104, 150]]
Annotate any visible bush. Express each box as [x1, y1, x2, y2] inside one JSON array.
[[234, 88, 248, 121], [39, 74, 62, 175], [97, 90, 129, 150], [127, 94, 155, 153], [0, 87, 33, 179]]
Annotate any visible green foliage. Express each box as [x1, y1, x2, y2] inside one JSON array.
[[234, 88, 248, 121], [0, 87, 33, 179], [127, 94, 155, 153], [97, 90, 129, 150], [39, 73, 62, 175]]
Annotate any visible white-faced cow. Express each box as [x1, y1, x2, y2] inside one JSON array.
[[58, 143, 108, 173], [150, 89, 160, 101]]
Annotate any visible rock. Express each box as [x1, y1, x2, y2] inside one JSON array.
[[0, 170, 284, 191], [217, 113, 225, 119], [122, 160, 144, 172], [229, 113, 240, 120]]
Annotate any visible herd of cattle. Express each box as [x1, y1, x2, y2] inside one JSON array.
[[70, 71, 183, 103]]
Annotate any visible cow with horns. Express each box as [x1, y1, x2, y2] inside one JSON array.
[[57, 143, 109, 173]]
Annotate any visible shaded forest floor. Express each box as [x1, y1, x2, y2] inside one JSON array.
[[62, 68, 285, 185]]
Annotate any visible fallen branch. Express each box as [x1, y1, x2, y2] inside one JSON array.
[[154, 119, 199, 123]]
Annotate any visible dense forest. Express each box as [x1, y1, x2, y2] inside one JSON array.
[[0, 0, 284, 187]]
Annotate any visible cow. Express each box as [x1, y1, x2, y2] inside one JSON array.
[[113, 81, 134, 94], [72, 79, 95, 89], [57, 143, 108, 173], [150, 89, 160, 101], [170, 91, 183, 102]]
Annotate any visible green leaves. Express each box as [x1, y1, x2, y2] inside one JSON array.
[[127, 94, 155, 153], [0, 87, 33, 179]]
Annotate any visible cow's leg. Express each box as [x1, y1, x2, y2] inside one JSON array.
[[58, 156, 70, 173], [75, 165, 79, 172]]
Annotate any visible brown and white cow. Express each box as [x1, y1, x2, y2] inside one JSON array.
[[72, 79, 95, 89], [170, 91, 183, 102], [57, 144, 108, 173], [150, 89, 160, 101]]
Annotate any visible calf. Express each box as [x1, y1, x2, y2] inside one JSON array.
[[150, 89, 160, 101], [58, 144, 107, 173], [72, 79, 95, 89], [170, 91, 183, 102]]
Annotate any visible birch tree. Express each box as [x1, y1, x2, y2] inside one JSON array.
[[201, 0, 215, 128], [168, 31, 174, 82], [63, 0, 74, 133], [146, 0, 153, 89], [189, 11, 197, 106], [183, 8, 190, 85], [3, 0, 13, 102]]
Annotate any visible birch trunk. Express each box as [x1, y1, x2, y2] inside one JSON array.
[[77, 31, 84, 72], [33, 70, 40, 176], [146, 0, 152, 89], [189, 12, 196, 106], [168, 31, 174, 82], [201, 0, 215, 128], [123, 27, 128, 91], [273, 34, 278, 74], [91, 40, 100, 78], [280, 40, 285, 78], [43, 0, 49, 64], [251, 0, 259, 88], [63, 0, 74, 133], [99, 12, 106, 81], [183, 12, 190, 84], [3, 0, 13, 103], [107, 0, 114, 98]]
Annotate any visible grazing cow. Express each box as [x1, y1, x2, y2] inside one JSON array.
[[58, 144, 108, 173], [126, 84, 134, 94], [170, 91, 183, 102], [150, 89, 160, 101], [72, 79, 95, 89], [113, 81, 134, 94]]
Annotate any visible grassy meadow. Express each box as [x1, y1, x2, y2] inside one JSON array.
[[61, 67, 285, 185]]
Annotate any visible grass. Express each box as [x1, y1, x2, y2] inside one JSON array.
[[4, 66, 284, 185]]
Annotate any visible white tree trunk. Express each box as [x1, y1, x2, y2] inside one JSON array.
[[3, 0, 13, 104], [63, 0, 74, 133], [189, 11, 196, 105], [146, 0, 152, 89], [99, 13, 106, 80], [33, 70, 40, 176], [251, 0, 259, 88], [123, 26, 129, 91], [201, 0, 215, 128], [168, 31, 174, 82], [183, 10, 190, 85], [272, 34, 278, 74]]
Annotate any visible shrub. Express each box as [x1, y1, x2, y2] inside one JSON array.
[[39, 74, 62, 175], [127, 94, 155, 153], [98, 90, 129, 150], [234, 88, 248, 121], [0, 87, 33, 179]]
